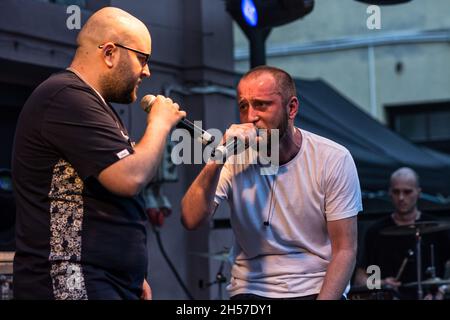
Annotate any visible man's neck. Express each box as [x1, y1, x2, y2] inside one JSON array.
[[278, 126, 302, 165], [392, 209, 421, 226], [67, 65, 106, 105]]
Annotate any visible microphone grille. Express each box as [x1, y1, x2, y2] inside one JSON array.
[[140, 94, 157, 113]]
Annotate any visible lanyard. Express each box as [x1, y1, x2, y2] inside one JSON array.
[[66, 68, 134, 147]]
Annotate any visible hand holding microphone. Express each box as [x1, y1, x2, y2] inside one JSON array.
[[140, 95, 186, 133], [140, 95, 214, 145], [140, 95, 257, 162], [212, 123, 259, 161]]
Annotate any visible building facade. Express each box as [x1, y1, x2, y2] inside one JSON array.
[[234, 0, 450, 153]]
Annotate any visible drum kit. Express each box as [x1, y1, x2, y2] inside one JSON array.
[[190, 249, 230, 300], [192, 221, 450, 301], [0, 251, 14, 300], [350, 221, 450, 300]]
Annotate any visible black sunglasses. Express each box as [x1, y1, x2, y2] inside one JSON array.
[[98, 43, 150, 67]]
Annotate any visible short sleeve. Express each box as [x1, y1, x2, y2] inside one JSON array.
[[214, 164, 233, 205], [324, 150, 363, 221], [41, 86, 134, 180]]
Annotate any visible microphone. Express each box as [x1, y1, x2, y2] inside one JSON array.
[[210, 137, 245, 161], [210, 126, 260, 161], [140, 95, 214, 146]]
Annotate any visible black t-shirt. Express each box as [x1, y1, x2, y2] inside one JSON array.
[[358, 213, 450, 299], [12, 70, 147, 299]]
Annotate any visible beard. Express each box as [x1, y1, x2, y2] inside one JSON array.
[[258, 109, 289, 156], [277, 108, 289, 140], [100, 58, 139, 104]]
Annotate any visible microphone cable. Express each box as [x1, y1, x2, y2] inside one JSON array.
[[151, 223, 195, 300]]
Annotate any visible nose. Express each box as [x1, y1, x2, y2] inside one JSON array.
[[247, 105, 259, 123], [141, 64, 151, 78]]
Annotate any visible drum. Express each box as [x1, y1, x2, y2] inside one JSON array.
[[0, 251, 14, 300], [348, 286, 396, 300], [0, 274, 13, 300]]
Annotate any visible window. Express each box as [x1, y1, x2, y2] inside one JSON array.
[[386, 102, 450, 154]]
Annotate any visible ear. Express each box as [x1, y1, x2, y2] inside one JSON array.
[[99, 43, 115, 68], [287, 96, 299, 120]]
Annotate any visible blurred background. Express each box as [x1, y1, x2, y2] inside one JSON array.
[[0, 0, 449, 300]]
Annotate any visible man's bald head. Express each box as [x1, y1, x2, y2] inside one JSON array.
[[70, 7, 151, 104], [76, 7, 150, 52], [390, 167, 420, 188], [75, 7, 151, 62], [389, 167, 421, 216]]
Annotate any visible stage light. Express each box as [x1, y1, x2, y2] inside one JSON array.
[[226, 0, 314, 29], [241, 0, 258, 27]]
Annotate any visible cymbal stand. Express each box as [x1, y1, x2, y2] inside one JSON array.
[[415, 227, 423, 300], [215, 261, 227, 300], [199, 261, 227, 300], [426, 244, 436, 279]]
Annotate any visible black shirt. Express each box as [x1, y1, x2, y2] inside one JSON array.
[[12, 70, 147, 299], [358, 213, 450, 299]]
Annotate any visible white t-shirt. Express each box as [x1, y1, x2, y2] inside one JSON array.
[[214, 128, 362, 298]]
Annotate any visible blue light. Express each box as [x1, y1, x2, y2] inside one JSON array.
[[241, 0, 258, 27]]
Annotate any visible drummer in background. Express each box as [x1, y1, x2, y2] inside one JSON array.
[[354, 167, 450, 299]]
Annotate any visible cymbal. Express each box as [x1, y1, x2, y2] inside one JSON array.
[[403, 277, 450, 288], [380, 221, 450, 236], [189, 250, 230, 262]]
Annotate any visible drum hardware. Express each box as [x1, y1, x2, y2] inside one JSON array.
[[192, 249, 230, 300], [348, 285, 397, 300], [0, 251, 14, 300], [380, 221, 450, 300], [189, 250, 230, 263], [402, 277, 450, 288]]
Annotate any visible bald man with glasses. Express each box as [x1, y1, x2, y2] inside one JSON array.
[[12, 7, 185, 300]]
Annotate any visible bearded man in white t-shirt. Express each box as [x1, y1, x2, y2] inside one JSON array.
[[181, 65, 362, 300]]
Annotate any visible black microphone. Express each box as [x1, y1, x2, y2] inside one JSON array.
[[210, 138, 239, 161], [210, 129, 258, 161], [140, 95, 214, 146]]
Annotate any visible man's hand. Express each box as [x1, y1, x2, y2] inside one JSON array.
[[141, 279, 152, 300], [381, 277, 402, 289], [382, 277, 402, 289], [146, 95, 186, 132], [223, 123, 259, 148]]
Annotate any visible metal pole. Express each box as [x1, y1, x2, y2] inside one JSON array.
[[416, 228, 423, 300], [247, 28, 272, 68], [368, 45, 378, 118], [430, 244, 436, 278]]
